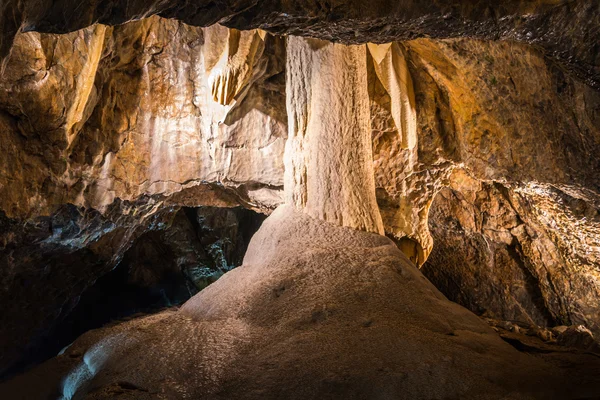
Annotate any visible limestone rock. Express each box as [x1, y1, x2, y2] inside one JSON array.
[[369, 38, 600, 338], [5, 206, 599, 399], [556, 325, 599, 353], [0, 203, 263, 376], [285, 37, 383, 234], [1, 14, 600, 384], [422, 170, 600, 337], [2, 1, 598, 88], [0, 18, 287, 219]]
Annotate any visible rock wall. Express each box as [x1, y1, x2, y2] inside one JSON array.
[[423, 171, 600, 334], [1, 15, 600, 375], [0, 203, 264, 377], [0, 17, 287, 219], [400, 39, 600, 335]]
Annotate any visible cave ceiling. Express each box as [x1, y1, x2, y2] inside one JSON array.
[[2, 1, 599, 87]]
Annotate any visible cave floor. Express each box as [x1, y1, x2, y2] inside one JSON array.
[[2, 206, 600, 400]]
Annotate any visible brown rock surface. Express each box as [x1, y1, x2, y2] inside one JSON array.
[[371, 38, 600, 338], [422, 171, 600, 336], [0, 11, 599, 384], [0, 17, 286, 219], [5, 206, 600, 400], [2, 1, 598, 88], [0, 202, 263, 377]]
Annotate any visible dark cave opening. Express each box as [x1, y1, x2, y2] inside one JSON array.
[[1, 206, 265, 381]]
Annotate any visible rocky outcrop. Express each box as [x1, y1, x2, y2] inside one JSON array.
[[372, 37, 600, 259], [367, 37, 600, 338], [5, 205, 600, 400], [422, 171, 600, 335]]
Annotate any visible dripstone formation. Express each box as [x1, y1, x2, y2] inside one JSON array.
[[1, 1, 599, 398]]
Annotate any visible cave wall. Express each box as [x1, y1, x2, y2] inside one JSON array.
[[0, 17, 287, 219], [371, 37, 600, 265], [423, 171, 600, 334], [0, 203, 264, 377], [1, 14, 600, 376], [403, 39, 600, 335]]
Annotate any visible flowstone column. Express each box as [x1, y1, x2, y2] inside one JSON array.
[[285, 36, 384, 234]]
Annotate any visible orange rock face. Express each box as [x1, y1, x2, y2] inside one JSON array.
[[0, 18, 287, 219], [1, 14, 600, 378]]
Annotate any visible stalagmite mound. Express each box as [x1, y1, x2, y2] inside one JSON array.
[[6, 205, 599, 400], [0, 0, 599, 395]]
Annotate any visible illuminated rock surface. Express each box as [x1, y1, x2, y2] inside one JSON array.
[[2, 1, 599, 89], [285, 36, 384, 234], [0, 0, 599, 395], [4, 206, 600, 400], [0, 18, 286, 219]]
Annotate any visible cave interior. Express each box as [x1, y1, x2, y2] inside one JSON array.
[[1, 1, 600, 399]]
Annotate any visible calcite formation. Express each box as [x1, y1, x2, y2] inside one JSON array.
[[285, 37, 383, 234], [0, 18, 286, 220], [5, 206, 600, 400], [0, 0, 599, 394]]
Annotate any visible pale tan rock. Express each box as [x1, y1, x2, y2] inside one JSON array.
[[367, 42, 416, 151], [285, 37, 383, 234], [5, 206, 591, 400], [367, 42, 436, 263], [0, 18, 287, 218], [207, 28, 265, 106]]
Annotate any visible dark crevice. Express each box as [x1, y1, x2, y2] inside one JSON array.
[[0, 206, 265, 381], [506, 242, 556, 327]]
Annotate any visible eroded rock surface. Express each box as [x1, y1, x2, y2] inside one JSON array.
[[422, 171, 600, 336], [2, 0, 599, 89], [0, 17, 286, 219], [5, 206, 600, 400], [369, 38, 600, 339], [1, 12, 600, 381]]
